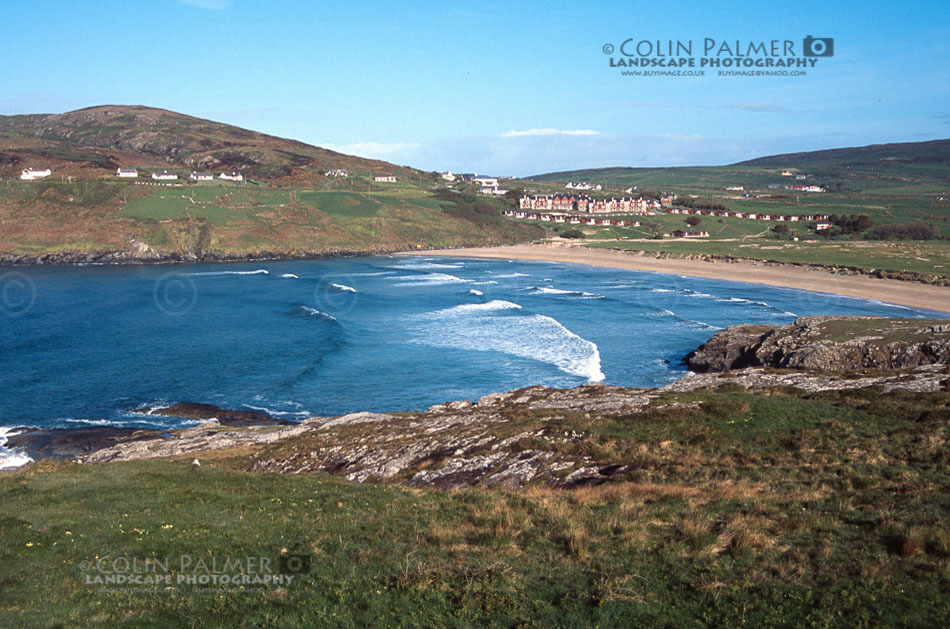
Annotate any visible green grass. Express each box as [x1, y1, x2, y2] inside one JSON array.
[[2, 386, 949, 626], [296, 191, 382, 218], [123, 192, 234, 226], [584, 238, 950, 276]]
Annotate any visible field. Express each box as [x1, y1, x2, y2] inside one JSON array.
[[0, 178, 541, 256], [2, 384, 949, 626], [583, 239, 950, 276]]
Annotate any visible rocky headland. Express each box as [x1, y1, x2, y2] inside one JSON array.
[[685, 315, 950, 372], [5, 316, 949, 488]]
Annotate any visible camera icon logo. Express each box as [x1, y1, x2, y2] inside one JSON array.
[[803, 36, 834, 57], [279, 554, 311, 575]]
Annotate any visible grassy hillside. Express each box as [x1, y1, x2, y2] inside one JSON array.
[[0, 179, 541, 256], [0, 106, 545, 256], [529, 139, 950, 195], [2, 382, 949, 626]]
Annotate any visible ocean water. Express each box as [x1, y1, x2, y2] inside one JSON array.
[[0, 256, 945, 468]]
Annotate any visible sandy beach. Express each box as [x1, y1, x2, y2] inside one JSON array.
[[400, 243, 950, 313]]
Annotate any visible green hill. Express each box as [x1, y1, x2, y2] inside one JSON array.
[[0, 105, 415, 182], [0, 106, 542, 258], [526, 139, 950, 195]]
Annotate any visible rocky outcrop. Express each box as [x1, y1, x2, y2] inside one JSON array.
[[685, 316, 950, 372], [7, 316, 948, 488], [59, 365, 948, 488], [140, 402, 289, 426]]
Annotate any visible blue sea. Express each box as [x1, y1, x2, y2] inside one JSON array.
[[1, 255, 945, 468]]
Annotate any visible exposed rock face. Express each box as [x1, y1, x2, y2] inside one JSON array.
[[69, 367, 948, 489], [685, 316, 950, 372]]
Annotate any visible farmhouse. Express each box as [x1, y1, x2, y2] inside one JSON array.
[[672, 229, 710, 238], [814, 222, 832, 231], [220, 171, 244, 182], [190, 171, 213, 182], [440, 171, 456, 182], [152, 171, 178, 181], [116, 168, 138, 178], [20, 167, 52, 181], [374, 175, 397, 183]]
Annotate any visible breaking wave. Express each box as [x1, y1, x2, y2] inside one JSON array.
[[415, 300, 604, 381], [187, 269, 269, 276], [389, 262, 464, 270], [293, 306, 337, 322], [391, 272, 472, 286], [526, 286, 605, 299], [242, 404, 311, 418], [0, 427, 32, 471]]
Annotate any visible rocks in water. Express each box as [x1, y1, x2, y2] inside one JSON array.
[[5, 426, 166, 461], [142, 402, 290, 426], [685, 315, 950, 372]]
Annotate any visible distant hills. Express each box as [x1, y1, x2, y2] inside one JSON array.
[[0, 105, 415, 181], [733, 139, 950, 169], [527, 139, 950, 191]]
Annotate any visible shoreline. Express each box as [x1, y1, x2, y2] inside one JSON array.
[[401, 243, 950, 313]]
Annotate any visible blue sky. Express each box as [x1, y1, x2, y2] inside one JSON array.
[[2, 0, 947, 175]]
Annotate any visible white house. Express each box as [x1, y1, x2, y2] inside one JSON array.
[[116, 168, 138, 178], [480, 186, 508, 196], [440, 171, 456, 182], [190, 171, 214, 182], [152, 171, 178, 181], [374, 175, 396, 183], [20, 167, 52, 181], [473, 176, 498, 188], [220, 171, 244, 182]]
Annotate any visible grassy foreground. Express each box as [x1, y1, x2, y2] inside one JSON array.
[[2, 385, 949, 627]]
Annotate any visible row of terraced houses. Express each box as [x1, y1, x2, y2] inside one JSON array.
[[668, 207, 830, 222], [504, 210, 641, 226], [519, 194, 660, 213]]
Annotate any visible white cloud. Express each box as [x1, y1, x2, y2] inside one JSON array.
[[178, 0, 232, 9], [500, 128, 600, 138], [323, 141, 422, 159]]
